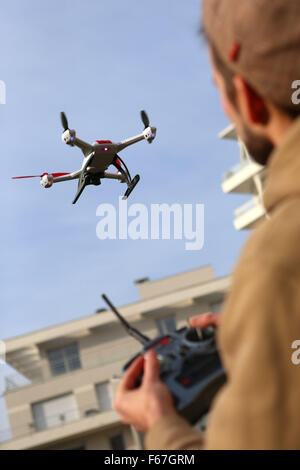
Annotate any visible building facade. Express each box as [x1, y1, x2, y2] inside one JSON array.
[[0, 265, 230, 450], [220, 125, 267, 230]]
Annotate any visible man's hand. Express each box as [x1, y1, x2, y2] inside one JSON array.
[[189, 312, 221, 329], [114, 312, 221, 433], [114, 349, 177, 432]]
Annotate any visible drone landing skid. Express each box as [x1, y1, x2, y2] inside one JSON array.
[[72, 171, 140, 204], [112, 155, 140, 200], [122, 174, 140, 200], [72, 173, 101, 205]]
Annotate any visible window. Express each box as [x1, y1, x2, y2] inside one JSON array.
[[32, 393, 79, 431], [48, 343, 81, 376], [95, 382, 112, 412], [156, 315, 176, 335], [109, 433, 125, 450]]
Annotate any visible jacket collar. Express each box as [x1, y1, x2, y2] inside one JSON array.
[[263, 116, 300, 213]]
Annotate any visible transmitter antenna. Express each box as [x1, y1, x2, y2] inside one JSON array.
[[102, 294, 149, 346]]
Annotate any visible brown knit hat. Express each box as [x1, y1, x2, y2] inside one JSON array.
[[202, 0, 300, 110]]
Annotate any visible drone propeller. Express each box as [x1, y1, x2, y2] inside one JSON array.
[[12, 172, 70, 179], [140, 110, 150, 129], [60, 111, 69, 131]]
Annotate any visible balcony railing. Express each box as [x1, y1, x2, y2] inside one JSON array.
[[234, 197, 264, 218], [0, 400, 115, 443], [222, 159, 252, 181]]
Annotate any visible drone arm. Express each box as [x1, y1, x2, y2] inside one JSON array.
[[73, 138, 94, 156], [53, 169, 81, 184], [116, 133, 145, 152], [102, 171, 126, 182], [62, 129, 93, 157], [116, 125, 156, 152]]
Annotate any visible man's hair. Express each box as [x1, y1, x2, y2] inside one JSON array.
[[210, 42, 236, 103], [202, 28, 300, 119]]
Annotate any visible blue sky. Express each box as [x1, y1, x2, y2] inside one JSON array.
[[0, 0, 250, 437]]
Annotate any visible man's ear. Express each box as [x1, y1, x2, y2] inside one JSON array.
[[233, 75, 269, 125]]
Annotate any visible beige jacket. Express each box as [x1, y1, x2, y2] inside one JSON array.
[[146, 117, 300, 450]]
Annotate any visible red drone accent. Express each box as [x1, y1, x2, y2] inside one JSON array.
[[95, 140, 112, 144], [12, 172, 70, 179]]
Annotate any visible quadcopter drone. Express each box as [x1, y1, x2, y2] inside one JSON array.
[[12, 110, 157, 204]]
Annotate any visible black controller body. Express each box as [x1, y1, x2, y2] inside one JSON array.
[[122, 326, 226, 424]]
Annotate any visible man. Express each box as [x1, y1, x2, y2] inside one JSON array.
[[114, 0, 300, 450]]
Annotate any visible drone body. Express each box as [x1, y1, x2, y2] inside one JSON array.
[[13, 110, 156, 204]]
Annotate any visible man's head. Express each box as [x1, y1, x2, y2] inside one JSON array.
[[202, 0, 300, 165]]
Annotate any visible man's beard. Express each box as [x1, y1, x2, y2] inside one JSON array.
[[240, 124, 274, 166]]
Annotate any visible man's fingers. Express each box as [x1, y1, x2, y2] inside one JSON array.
[[119, 355, 144, 391], [189, 312, 220, 329], [143, 349, 160, 385]]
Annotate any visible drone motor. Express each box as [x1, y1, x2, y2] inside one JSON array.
[[40, 174, 54, 188]]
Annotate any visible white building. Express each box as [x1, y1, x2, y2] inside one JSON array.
[[220, 125, 267, 231]]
